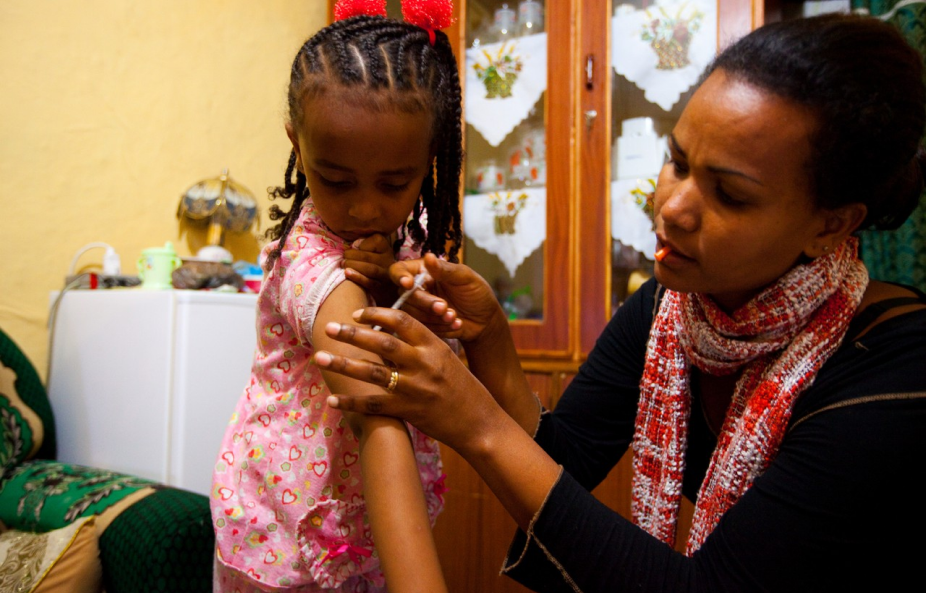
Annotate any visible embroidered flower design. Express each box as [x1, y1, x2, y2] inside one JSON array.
[[630, 178, 657, 227], [640, 4, 703, 70], [473, 42, 524, 98], [489, 192, 529, 234]]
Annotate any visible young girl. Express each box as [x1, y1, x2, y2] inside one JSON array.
[[211, 1, 462, 591]]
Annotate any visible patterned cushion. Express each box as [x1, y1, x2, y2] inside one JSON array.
[[0, 330, 55, 478], [0, 516, 102, 593], [0, 460, 214, 592], [0, 460, 157, 533]]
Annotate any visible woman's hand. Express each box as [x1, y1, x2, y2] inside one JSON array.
[[315, 306, 561, 533], [389, 255, 539, 435], [314, 306, 504, 453], [389, 254, 507, 345], [342, 234, 398, 306]]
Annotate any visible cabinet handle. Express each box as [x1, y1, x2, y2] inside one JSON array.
[[585, 54, 595, 89], [585, 110, 598, 130]]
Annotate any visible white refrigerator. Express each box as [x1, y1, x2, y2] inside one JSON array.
[[47, 289, 258, 496]]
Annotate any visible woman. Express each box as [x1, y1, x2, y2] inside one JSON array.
[[314, 14, 926, 592]]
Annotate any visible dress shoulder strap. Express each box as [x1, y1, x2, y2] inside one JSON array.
[[845, 292, 926, 342]]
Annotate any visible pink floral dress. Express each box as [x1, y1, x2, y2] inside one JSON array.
[[211, 200, 445, 591]]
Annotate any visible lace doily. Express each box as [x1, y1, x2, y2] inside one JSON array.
[[465, 33, 548, 146]]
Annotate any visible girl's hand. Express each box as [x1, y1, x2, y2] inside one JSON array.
[[314, 306, 503, 453], [343, 234, 398, 306], [390, 254, 508, 345]]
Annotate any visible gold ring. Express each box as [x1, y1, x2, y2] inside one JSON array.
[[385, 369, 399, 393]]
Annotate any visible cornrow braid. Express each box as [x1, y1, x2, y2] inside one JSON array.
[[264, 15, 463, 269]]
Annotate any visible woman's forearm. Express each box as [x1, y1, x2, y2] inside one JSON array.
[[455, 398, 562, 531], [462, 313, 540, 436]]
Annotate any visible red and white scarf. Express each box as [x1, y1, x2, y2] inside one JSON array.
[[631, 237, 868, 553]]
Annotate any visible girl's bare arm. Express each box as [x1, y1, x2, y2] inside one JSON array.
[[313, 280, 447, 593]]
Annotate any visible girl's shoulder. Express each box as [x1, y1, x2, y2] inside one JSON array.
[[264, 201, 348, 273]]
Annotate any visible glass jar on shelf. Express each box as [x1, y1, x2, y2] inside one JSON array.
[[508, 126, 546, 189], [493, 3, 518, 41], [517, 0, 544, 36]]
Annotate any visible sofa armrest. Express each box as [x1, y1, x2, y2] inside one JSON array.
[[0, 460, 213, 593]]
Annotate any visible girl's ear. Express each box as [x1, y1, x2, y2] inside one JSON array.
[[286, 123, 305, 174], [803, 202, 868, 258]]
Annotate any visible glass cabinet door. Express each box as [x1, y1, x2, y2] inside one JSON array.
[[460, 1, 546, 326], [458, 0, 574, 357], [607, 0, 717, 306], [577, 0, 753, 353], [459, 0, 575, 356]]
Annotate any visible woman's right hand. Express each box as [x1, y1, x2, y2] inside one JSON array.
[[389, 255, 539, 435], [315, 306, 504, 453], [390, 253, 507, 345]]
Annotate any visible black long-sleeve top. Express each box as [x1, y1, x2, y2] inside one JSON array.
[[503, 279, 926, 592]]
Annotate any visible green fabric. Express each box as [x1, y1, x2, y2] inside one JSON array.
[[100, 487, 214, 593], [0, 329, 56, 476], [852, 0, 926, 291], [0, 393, 37, 480], [0, 460, 155, 532]]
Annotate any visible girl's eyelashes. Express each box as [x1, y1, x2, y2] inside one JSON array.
[[317, 174, 352, 189], [381, 181, 411, 192], [312, 170, 412, 193]]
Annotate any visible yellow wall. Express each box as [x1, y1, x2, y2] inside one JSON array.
[[0, 1, 327, 377]]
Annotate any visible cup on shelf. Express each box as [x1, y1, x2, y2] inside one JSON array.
[[475, 160, 506, 193], [509, 128, 547, 188], [137, 242, 181, 290]]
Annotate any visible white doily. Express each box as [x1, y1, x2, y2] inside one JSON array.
[[611, 178, 657, 259], [465, 33, 548, 147], [611, 0, 716, 111], [464, 187, 546, 276]]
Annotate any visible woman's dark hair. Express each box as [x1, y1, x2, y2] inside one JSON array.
[[265, 15, 463, 267], [707, 13, 925, 230]]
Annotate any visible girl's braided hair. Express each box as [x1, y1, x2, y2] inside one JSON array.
[[264, 15, 463, 268]]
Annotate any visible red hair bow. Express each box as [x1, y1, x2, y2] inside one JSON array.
[[333, 0, 387, 21], [402, 0, 454, 45], [333, 0, 455, 46]]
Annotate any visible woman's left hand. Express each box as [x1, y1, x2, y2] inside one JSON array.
[[313, 306, 503, 453], [342, 234, 398, 306]]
